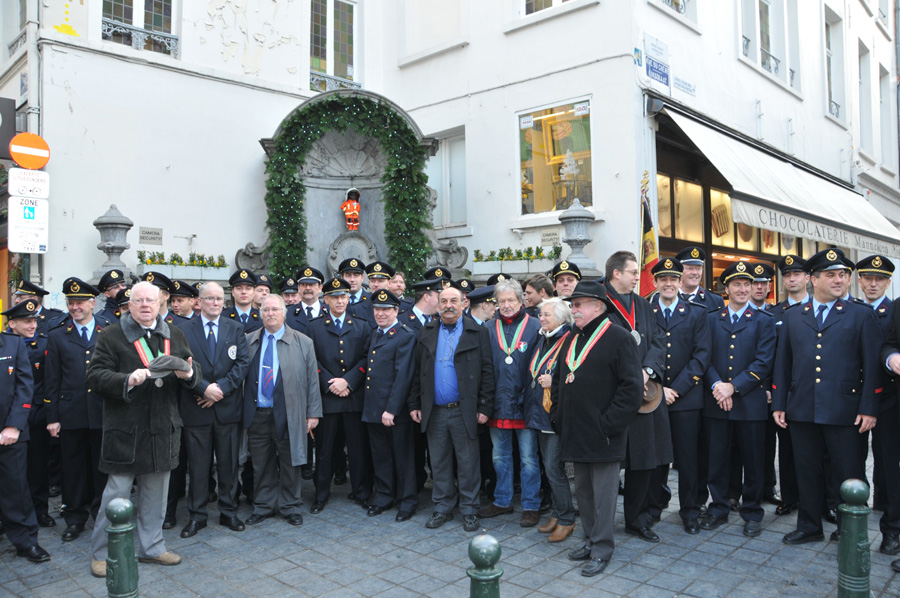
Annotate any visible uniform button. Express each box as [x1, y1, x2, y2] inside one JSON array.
[[817, 333, 822, 338], [88, 389, 91, 393], [666, 332, 671, 337], [816, 367, 821, 372], [730, 345, 734, 349], [367, 377, 370, 380], [667, 343, 671, 348], [86, 360, 90, 364], [667, 354, 671, 358], [85, 350, 90, 354], [731, 335, 736, 339], [815, 355, 820, 360], [340, 340, 344, 344], [728, 367, 732, 371], [366, 386, 369, 390], [816, 344, 822, 349], [340, 350, 343, 353], [372, 351, 376, 354], [667, 365, 671, 369], [729, 355, 733, 360], [816, 379, 820, 383]]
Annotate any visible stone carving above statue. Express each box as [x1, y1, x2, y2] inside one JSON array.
[[326, 232, 379, 277], [235, 241, 270, 273], [423, 185, 468, 269], [298, 130, 388, 179]]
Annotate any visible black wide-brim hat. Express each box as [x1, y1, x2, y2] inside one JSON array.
[[568, 281, 615, 312]]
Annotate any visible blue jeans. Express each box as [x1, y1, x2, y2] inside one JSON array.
[[490, 427, 541, 511], [537, 431, 576, 526]]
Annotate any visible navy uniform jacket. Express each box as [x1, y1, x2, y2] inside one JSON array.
[[97, 298, 121, 324], [704, 307, 775, 421], [306, 312, 369, 413], [768, 299, 805, 341], [0, 332, 34, 441], [398, 306, 426, 335], [349, 291, 376, 329], [361, 322, 416, 424], [24, 334, 48, 427], [36, 306, 66, 335], [682, 286, 725, 313], [651, 298, 710, 411], [285, 301, 325, 336], [179, 316, 251, 426], [44, 316, 109, 429], [857, 297, 896, 414], [773, 299, 881, 424], [222, 306, 263, 333]]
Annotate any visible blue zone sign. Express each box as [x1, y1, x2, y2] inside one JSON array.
[[647, 56, 669, 86]]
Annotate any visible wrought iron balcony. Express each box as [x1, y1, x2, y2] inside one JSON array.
[[101, 18, 178, 56], [660, 0, 687, 14], [742, 36, 750, 58], [309, 72, 361, 92], [829, 100, 841, 118], [8, 29, 26, 58], [760, 48, 780, 75]]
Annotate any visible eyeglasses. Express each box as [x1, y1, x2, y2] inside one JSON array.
[[623, 270, 640, 276], [202, 297, 224, 303], [131, 298, 159, 305]]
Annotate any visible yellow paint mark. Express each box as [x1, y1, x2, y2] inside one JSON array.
[[53, 24, 80, 36]]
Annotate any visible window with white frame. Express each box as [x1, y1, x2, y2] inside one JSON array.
[[653, 0, 697, 20], [310, 0, 358, 90], [858, 40, 873, 153], [740, 0, 800, 89], [879, 65, 894, 166], [425, 136, 468, 227], [101, 0, 178, 56], [525, 0, 570, 15], [519, 100, 592, 215], [878, 0, 889, 23], [824, 8, 845, 120]]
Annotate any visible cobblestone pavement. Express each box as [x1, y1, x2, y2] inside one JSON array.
[[2, 469, 899, 598]]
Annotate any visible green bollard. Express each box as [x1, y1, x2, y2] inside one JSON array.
[[467, 533, 503, 598], [105, 498, 138, 598], [837, 479, 871, 598]]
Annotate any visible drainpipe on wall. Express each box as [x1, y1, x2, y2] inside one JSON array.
[[896, 0, 900, 180]]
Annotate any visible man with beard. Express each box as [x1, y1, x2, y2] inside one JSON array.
[[550, 281, 642, 577], [602, 251, 670, 543], [286, 267, 325, 336]]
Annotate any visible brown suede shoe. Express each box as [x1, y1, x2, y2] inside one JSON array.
[[138, 551, 182, 566], [90, 560, 106, 578], [478, 504, 514, 518], [538, 517, 558, 534], [520, 510, 540, 527], [549, 523, 576, 543]]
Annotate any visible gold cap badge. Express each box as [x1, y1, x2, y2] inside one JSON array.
[[664, 259, 673, 269], [873, 257, 883, 267], [377, 291, 388, 301], [785, 256, 794, 265], [240, 270, 248, 279], [754, 265, 764, 275], [287, 278, 295, 286], [374, 264, 382, 272], [691, 248, 700, 258], [71, 282, 81, 292], [736, 263, 746, 272], [111, 271, 119, 279], [332, 279, 341, 288], [826, 250, 837, 261], [146, 273, 154, 282]]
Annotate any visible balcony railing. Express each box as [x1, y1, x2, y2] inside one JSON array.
[[101, 18, 179, 56], [742, 36, 750, 58], [760, 48, 780, 75], [829, 100, 841, 118], [8, 29, 26, 58], [659, 0, 687, 14], [310, 72, 361, 92]]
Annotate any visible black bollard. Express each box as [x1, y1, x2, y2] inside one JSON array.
[[467, 533, 503, 598], [837, 479, 870, 598], [105, 498, 138, 598]]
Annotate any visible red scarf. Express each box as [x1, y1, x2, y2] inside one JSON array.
[[500, 306, 525, 325]]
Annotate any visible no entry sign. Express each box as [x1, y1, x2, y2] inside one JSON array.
[[9, 132, 50, 170]]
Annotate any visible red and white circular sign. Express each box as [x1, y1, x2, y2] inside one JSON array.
[[9, 133, 50, 170]]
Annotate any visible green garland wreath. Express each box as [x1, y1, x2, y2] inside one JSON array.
[[264, 94, 432, 282]]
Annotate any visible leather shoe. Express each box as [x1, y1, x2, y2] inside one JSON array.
[[367, 505, 386, 517], [549, 523, 575, 543], [300, 466, 314, 481], [348, 493, 368, 507], [91, 559, 106, 578], [625, 524, 659, 543], [16, 544, 50, 563], [333, 471, 348, 485], [478, 504, 514, 518], [310, 501, 327, 514], [463, 514, 479, 532], [48, 485, 61, 498], [245, 513, 272, 526], [180, 520, 207, 538], [36, 513, 56, 528], [581, 558, 608, 577], [219, 515, 245, 532], [425, 512, 453, 529], [286, 514, 303, 526], [538, 517, 558, 534], [881, 533, 900, 555], [699, 504, 708, 516], [138, 551, 182, 566], [743, 521, 762, 537], [520, 510, 540, 527], [395, 510, 414, 522], [568, 544, 591, 561], [830, 529, 840, 542], [775, 503, 797, 516], [61, 524, 84, 542], [162, 516, 176, 530], [892, 559, 900, 573], [683, 519, 700, 535], [823, 508, 838, 524], [700, 514, 728, 530], [783, 529, 825, 545], [764, 489, 782, 506], [728, 498, 741, 512]]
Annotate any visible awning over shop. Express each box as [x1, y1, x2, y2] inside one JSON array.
[[665, 110, 900, 258]]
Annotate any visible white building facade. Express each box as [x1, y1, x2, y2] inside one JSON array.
[[1, 0, 899, 305]]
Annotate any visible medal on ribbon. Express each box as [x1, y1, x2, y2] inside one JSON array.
[[496, 314, 530, 365], [529, 333, 569, 389], [608, 296, 641, 345], [564, 318, 611, 384]]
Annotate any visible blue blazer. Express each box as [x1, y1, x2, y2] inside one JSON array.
[[773, 299, 881, 424], [45, 317, 109, 429], [704, 307, 775, 421], [651, 299, 710, 411], [361, 323, 416, 424], [0, 332, 34, 441], [306, 312, 369, 413]]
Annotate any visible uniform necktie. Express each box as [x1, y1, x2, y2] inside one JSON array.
[[335, 317, 342, 331], [81, 326, 89, 345], [817, 304, 827, 329], [207, 322, 216, 357], [664, 307, 671, 322], [425, 314, 432, 324], [306, 306, 313, 319], [241, 313, 248, 325], [261, 334, 275, 402], [732, 313, 739, 325]]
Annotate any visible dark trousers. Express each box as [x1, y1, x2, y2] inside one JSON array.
[[368, 421, 418, 512], [60, 428, 106, 526], [426, 405, 481, 515], [872, 404, 900, 534], [790, 421, 866, 534], [776, 424, 799, 504], [573, 462, 619, 561], [185, 421, 241, 521], [165, 435, 187, 520], [764, 415, 778, 494], [26, 424, 51, 517], [705, 418, 765, 522], [669, 409, 702, 521], [0, 442, 38, 549], [314, 412, 372, 504], [247, 409, 303, 516], [623, 468, 653, 527]]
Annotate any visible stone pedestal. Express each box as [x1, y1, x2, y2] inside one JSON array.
[[558, 198, 597, 272], [92, 204, 133, 282]]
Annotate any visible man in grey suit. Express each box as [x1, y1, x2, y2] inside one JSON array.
[[243, 294, 321, 526], [179, 282, 251, 538], [409, 284, 494, 532]]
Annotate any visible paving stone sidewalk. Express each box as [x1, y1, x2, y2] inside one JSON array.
[[2, 470, 899, 598]]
